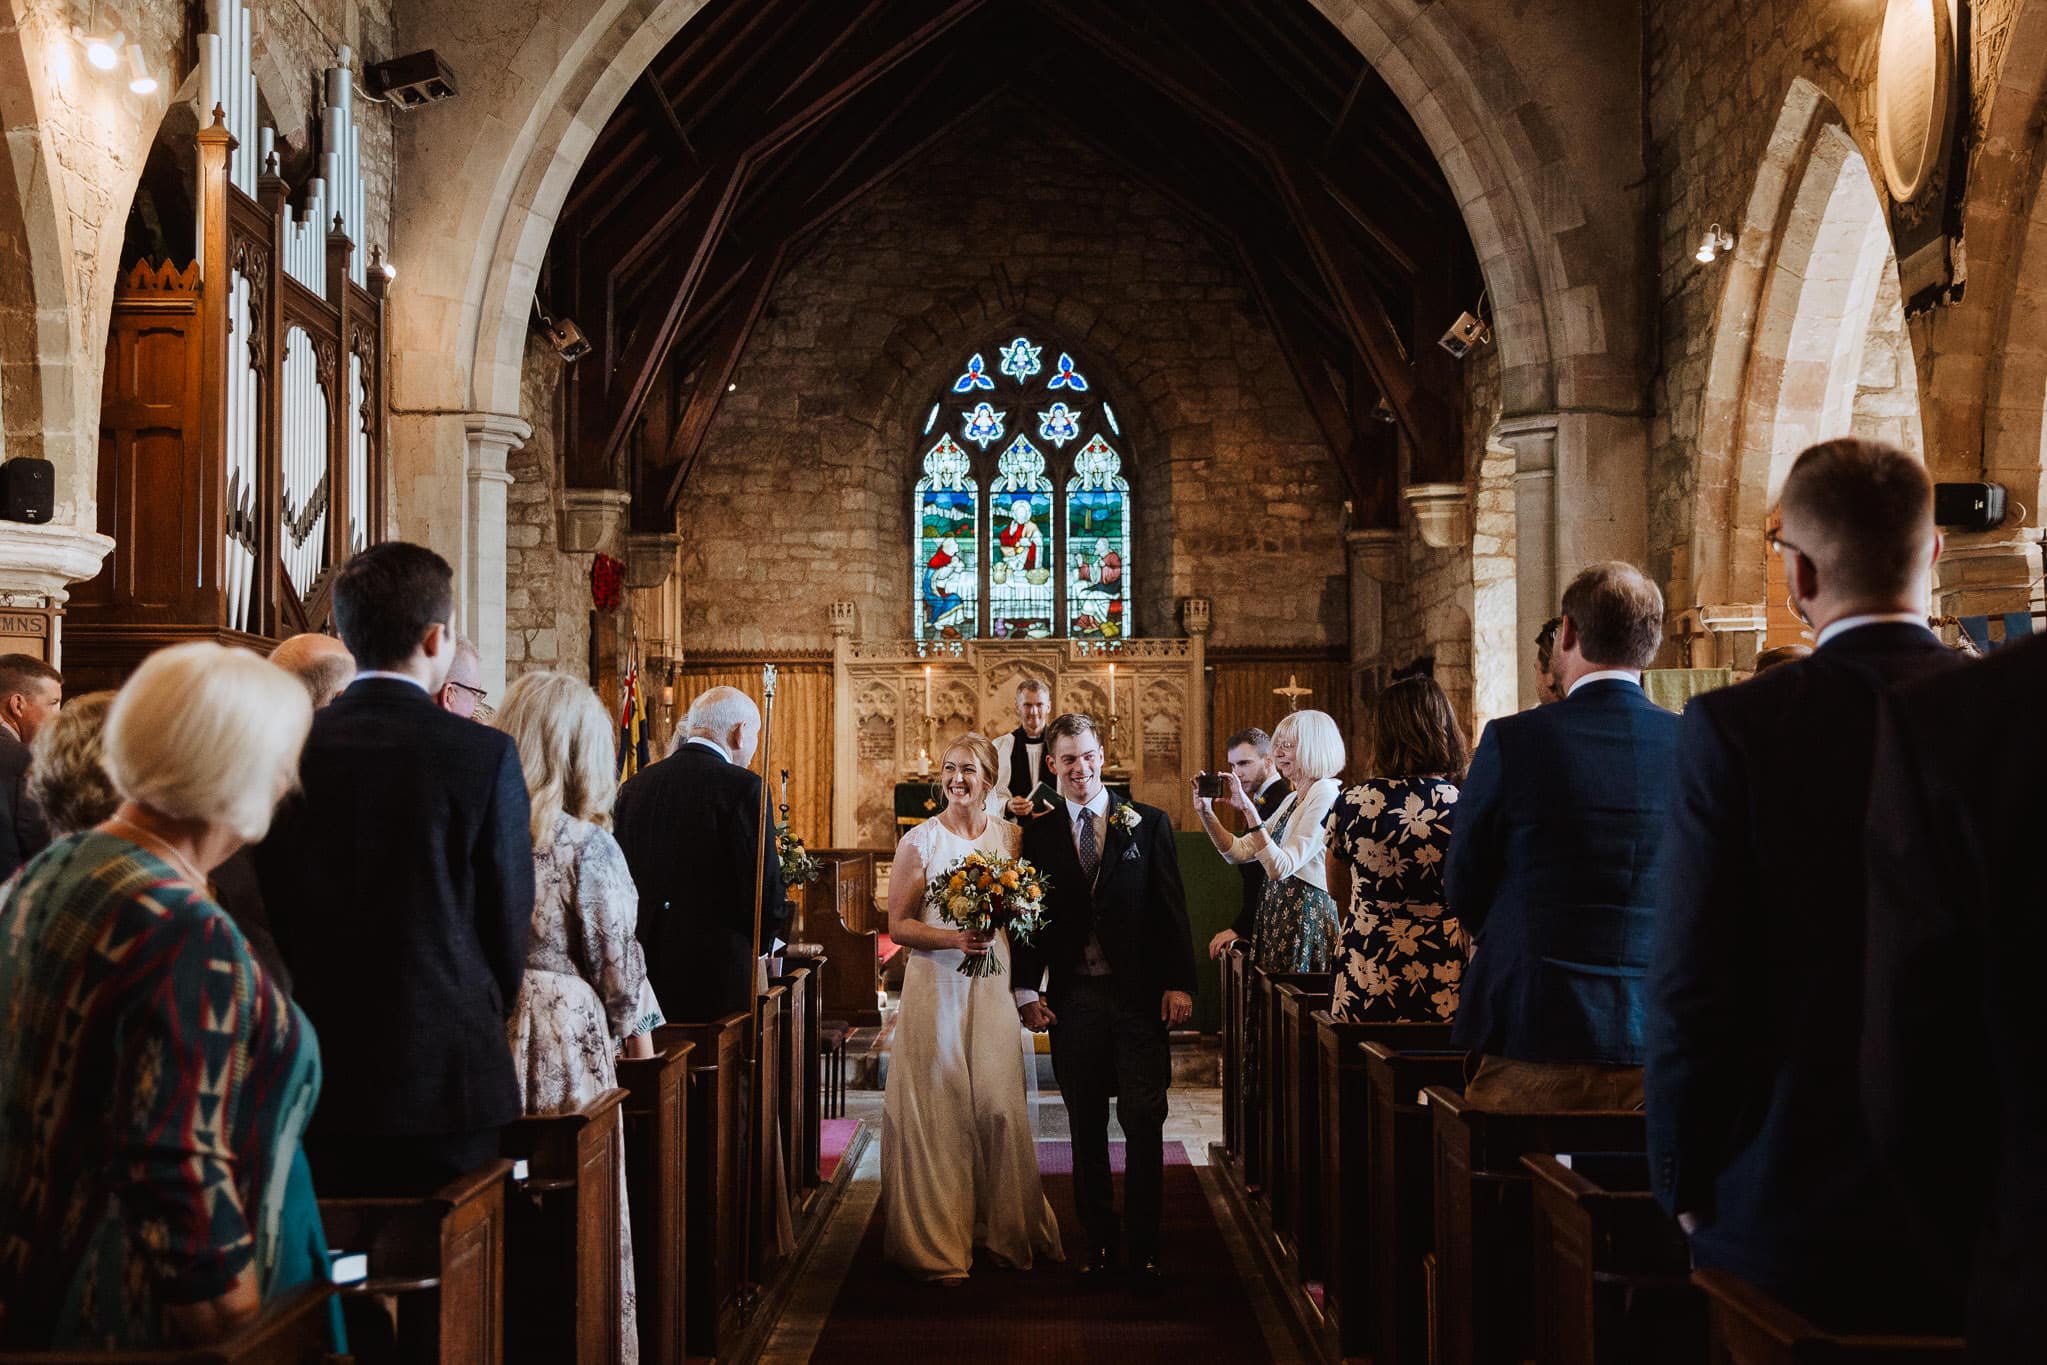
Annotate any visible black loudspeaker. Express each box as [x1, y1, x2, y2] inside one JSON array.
[[0, 459, 53, 524], [1933, 481, 2007, 532]]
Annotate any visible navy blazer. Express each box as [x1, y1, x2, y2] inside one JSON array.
[[1013, 798, 1196, 1008], [0, 727, 48, 882], [615, 742, 786, 1024], [256, 677, 534, 1138], [1645, 623, 1962, 1321], [1446, 678, 1680, 1065], [1865, 634, 2044, 1351]]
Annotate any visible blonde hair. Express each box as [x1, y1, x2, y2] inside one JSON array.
[[494, 670, 619, 843], [103, 643, 312, 842], [1273, 708, 1346, 784], [27, 691, 117, 837], [942, 731, 1000, 794]]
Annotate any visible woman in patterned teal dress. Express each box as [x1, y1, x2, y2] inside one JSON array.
[[0, 643, 340, 1351], [1195, 708, 1347, 971], [1323, 675, 1468, 1023]]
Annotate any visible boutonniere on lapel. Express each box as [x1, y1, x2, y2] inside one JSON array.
[[1114, 802, 1143, 834]]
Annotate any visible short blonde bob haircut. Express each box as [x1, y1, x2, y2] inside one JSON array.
[[103, 642, 313, 843], [27, 690, 118, 838], [494, 670, 619, 844], [1273, 708, 1346, 784]]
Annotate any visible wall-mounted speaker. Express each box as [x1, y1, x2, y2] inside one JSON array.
[[1933, 481, 2007, 532], [0, 459, 54, 524]]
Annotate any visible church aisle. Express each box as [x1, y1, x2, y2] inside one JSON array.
[[761, 1092, 1297, 1362]]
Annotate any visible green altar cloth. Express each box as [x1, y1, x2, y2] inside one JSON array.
[[1642, 667, 1733, 714]]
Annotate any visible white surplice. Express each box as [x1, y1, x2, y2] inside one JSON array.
[[882, 814, 1064, 1278]]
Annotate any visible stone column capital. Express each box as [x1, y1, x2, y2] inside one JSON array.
[[0, 521, 116, 605], [829, 601, 859, 638], [1344, 527, 1404, 580], [1402, 483, 1470, 549], [624, 531, 680, 590], [1180, 596, 1212, 637], [462, 411, 530, 485], [1697, 602, 1768, 635], [560, 488, 632, 555], [1492, 411, 1561, 471]]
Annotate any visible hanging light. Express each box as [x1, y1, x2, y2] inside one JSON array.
[[79, 29, 124, 70], [1695, 223, 1736, 265], [125, 46, 156, 95]]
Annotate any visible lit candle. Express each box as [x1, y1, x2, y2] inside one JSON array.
[[1108, 661, 1117, 718], [923, 663, 932, 718]]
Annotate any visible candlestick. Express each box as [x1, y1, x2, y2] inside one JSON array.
[[923, 663, 932, 719], [1108, 661, 1117, 719]]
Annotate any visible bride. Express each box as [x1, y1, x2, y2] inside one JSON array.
[[882, 732, 1064, 1282]]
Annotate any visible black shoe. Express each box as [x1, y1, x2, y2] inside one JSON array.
[[1077, 1247, 1116, 1283], [1131, 1258, 1166, 1298]]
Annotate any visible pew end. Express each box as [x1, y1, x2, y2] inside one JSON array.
[[500, 1088, 629, 1365], [1363, 1042, 1469, 1365], [318, 1158, 514, 1365], [794, 852, 881, 1026], [1692, 1270, 1966, 1364], [0, 1286, 343, 1365], [617, 1039, 694, 1365], [1523, 1152, 1702, 1364], [662, 1013, 750, 1357]]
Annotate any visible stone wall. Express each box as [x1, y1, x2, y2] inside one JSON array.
[[505, 331, 589, 678], [676, 101, 1348, 654]]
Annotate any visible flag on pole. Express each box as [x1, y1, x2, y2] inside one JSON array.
[[618, 650, 648, 779]]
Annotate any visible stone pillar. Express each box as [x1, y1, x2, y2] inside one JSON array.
[[461, 412, 529, 698], [1495, 414, 1559, 710], [1935, 531, 2043, 639], [0, 522, 116, 666], [1181, 597, 1211, 780], [829, 601, 859, 847]]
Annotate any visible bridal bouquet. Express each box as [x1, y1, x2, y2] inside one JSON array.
[[923, 849, 1052, 979]]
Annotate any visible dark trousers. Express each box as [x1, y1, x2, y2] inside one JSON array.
[[1049, 973, 1170, 1260], [304, 1126, 504, 1197]]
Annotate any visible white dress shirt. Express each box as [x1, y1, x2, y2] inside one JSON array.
[[1815, 611, 1928, 648], [684, 735, 734, 763], [1221, 775, 1339, 892], [1567, 668, 1643, 696], [354, 669, 429, 692]]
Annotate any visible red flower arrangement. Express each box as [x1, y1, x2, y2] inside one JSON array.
[[591, 553, 625, 611]]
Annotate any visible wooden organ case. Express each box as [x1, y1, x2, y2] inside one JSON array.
[[69, 0, 386, 692]]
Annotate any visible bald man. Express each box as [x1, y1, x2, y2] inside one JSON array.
[[270, 633, 356, 709]]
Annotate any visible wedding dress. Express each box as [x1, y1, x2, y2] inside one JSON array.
[[882, 813, 1064, 1278]]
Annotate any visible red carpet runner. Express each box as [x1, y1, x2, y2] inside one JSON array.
[[807, 1142, 1276, 1361]]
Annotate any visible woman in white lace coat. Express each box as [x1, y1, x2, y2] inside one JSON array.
[[495, 671, 663, 1362]]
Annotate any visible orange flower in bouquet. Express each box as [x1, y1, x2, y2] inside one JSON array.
[[922, 848, 1052, 979]]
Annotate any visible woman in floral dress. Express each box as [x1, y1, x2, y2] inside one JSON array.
[[496, 671, 663, 1362], [1196, 708, 1347, 972], [1323, 675, 1468, 1022]]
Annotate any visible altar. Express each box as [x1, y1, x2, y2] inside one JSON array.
[[828, 609, 1211, 849]]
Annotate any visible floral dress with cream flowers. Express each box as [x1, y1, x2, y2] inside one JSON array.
[[1323, 777, 1464, 1022]]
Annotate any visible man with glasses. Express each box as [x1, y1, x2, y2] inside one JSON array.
[[1013, 713, 1195, 1296], [1646, 438, 1960, 1333], [435, 635, 489, 720]]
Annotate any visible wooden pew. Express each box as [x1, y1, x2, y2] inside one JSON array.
[[1428, 1088, 1646, 1365], [1364, 1041, 1469, 1365], [319, 1159, 513, 1365], [795, 851, 880, 1026], [1524, 1152, 1702, 1364], [1273, 977, 1332, 1272], [767, 961, 812, 1204], [657, 1014, 746, 1358], [0, 1286, 341, 1364], [1220, 942, 1253, 1167], [1692, 1270, 1965, 1364], [501, 1088, 628, 1365], [774, 952, 828, 1192], [1253, 967, 1327, 1198], [616, 1038, 693, 1365], [751, 983, 789, 1282], [1314, 1017, 1454, 1360]]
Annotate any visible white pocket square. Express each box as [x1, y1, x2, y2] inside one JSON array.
[[1121, 845, 1143, 862]]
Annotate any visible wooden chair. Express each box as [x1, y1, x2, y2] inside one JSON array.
[[794, 852, 881, 1026], [0, 1286, 341, 1365], [1524, 1152, 1702, 1364], [617, 1038, 693, 1365], [1427, 1087, 1647, 1365], [319, 1159, 513, 1365], [1364, 1042, 1469, 1365], [658, 1014, 746, 1358], [1273, 977, 1332, 1273], [1693, 1270, 1966, 1364], [501, 1088, 628, 1365], [1314, 1017, 1454, 1360]]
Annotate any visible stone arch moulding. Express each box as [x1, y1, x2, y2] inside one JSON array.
[[1686, 79, 1923, 625]]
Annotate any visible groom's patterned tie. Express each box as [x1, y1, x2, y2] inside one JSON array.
[[1075, 807, 1100, 883]]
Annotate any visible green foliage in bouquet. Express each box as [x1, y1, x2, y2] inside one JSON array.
[[777, 824, 822, 888], [922, 849, 1053, 979]]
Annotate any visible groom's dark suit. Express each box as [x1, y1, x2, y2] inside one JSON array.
[[1015, 793, 1196, 1263]]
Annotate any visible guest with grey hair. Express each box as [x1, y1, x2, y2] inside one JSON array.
[[617, 683, 785, 1022], [269, 633, 356, 709], [434, 635, 488, 720]]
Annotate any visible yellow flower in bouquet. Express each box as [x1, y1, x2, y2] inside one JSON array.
[[922, 850, 1054, 979]]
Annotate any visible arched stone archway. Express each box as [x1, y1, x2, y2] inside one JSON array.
[[1686, 81, 1923, 662]]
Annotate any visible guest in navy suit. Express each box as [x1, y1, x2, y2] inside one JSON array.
[[1646, 439, 1962, 1332], [1446, 560, 1678, 1110]]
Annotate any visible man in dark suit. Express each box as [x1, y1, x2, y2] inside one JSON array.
[[1446, 560, 1678, 1109], [256, 543, 534, 1196], [616, 684, 785, 1023], [1014, 713, 1196, 1294], [1646, 439, 1962, 1331], [1864, 634, 2042, 1352], [0, 654, 60, 880], [1205, 726, 1290, 960]]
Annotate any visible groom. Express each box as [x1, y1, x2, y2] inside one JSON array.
[[1014, 712, 1197, 1294]]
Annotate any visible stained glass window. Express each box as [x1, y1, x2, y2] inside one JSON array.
[[989, 437, 1055, 639], [914, 434, 978, 639], [914, 333, 1132, 638], [1066, 434, 1129, 640]]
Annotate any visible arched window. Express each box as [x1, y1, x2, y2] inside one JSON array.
[[914, 335, 1133, 640]]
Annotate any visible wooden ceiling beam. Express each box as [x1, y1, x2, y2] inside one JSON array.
[[645, 251, 782, 528]]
